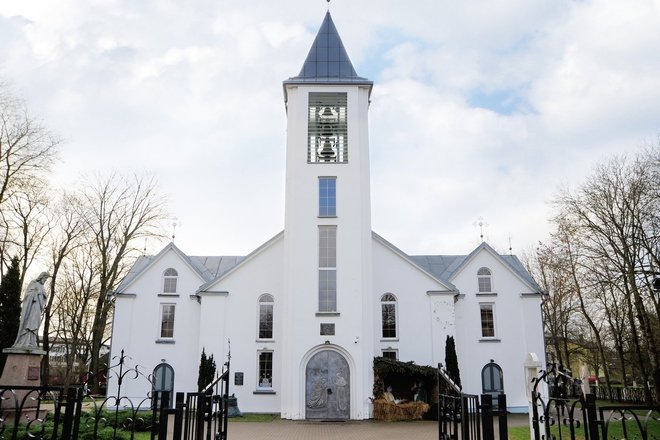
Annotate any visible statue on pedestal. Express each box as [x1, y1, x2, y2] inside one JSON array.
[[13, 272, 49, 349]]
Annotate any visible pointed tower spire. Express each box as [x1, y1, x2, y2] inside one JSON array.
[[285, 12, 371, 85]]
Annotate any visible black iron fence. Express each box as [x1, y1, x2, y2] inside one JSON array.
[[590, 384, 657, 405], [531, 364, 660, 440], [437, 364, 508, 440], [438, 362, 659, 440], [0, 349, 231, 440]]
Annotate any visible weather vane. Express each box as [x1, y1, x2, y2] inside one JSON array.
[[473, 216, 489, 241]]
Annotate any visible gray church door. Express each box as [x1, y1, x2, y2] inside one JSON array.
[[305, 350, 350, 420]]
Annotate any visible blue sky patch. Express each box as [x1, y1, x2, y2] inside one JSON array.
[[467, 88, 535, 115]]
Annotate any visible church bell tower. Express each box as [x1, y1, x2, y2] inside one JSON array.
[[280, 11, 375, 420]]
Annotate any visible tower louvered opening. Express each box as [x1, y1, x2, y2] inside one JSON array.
[[308, 92, 348, 163]]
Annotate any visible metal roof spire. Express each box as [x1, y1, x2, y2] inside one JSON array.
[[284, 10, 371, 85]]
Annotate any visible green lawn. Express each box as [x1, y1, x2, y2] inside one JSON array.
[[507, 411, 660, 440]]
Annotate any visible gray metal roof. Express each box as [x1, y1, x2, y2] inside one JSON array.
[[410, 249, 542, 293], [189, 256, 246, 281], [115, 240, 540, 296], [284, 11, 371, 85]]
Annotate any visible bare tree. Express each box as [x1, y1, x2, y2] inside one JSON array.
[[41, 192, 87, 384], [0, 84, 58, 277], [552, 151, 660, 403], [81, 173, 167, 391], [529, 242, 580, 368], [51, 243, 99, 388], [3, 181, 53, 286]]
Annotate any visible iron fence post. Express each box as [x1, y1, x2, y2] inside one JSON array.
[[172, 392, 184, 440], [497, 393, 508, 440], [60, 387, 78, 440], [437, 365, 442, 440], [531, 391, 541, 440], [481, 394, 494, 440], [585, 393, 600, 440], [461, 395, 470, 440], [158, 391, 171, 439]]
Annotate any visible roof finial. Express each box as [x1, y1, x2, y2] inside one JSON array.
[[473, 216, 489, 242], [171, 217, 179, 241], [327, 0, 331, 10]]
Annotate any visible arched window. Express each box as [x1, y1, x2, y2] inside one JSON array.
[[153, 363, 175, 408], [163, 268, 178, 294], [381, 293, 397, 339], [258, 294, 274, 340], [482, 361, 504, 405], [477, 267, 492, 293]]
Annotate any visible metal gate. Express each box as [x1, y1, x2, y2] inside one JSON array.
[[437, 363, 508, 440]]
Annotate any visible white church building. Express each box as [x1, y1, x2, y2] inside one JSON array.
[[108, 11, 545, 419]]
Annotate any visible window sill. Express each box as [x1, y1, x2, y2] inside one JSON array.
[[479, 338, 501, 343], [318, 215, 337, 219], [476, 293, 497, 297], [253, 389, 276, 395], [155, 339, 176, 344], [256, 339, 275, 343], [380, 338, 399, 342], [158, 293, 180, 297], [316, 312, 340, 317]]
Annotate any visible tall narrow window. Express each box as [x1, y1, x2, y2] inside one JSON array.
[[480, 303, 495, 338], [319, 177, 337, 217], [319, 226, 337, 312], [258, 294, 274, 340], [163, 268, 178, 293], [160, 304, 176, 338], [258, 351, 273, 389], [308, 92, 348, 163], [477, 267, 492, 293], [381, 293, 397, 338]]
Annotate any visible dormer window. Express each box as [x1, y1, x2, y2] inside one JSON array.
[[163, 268, 178, 294], [477, 267, 492, 293]]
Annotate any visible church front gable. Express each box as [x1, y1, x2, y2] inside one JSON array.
[[450, 246, 544, 410], [109, 245, 205, 402]]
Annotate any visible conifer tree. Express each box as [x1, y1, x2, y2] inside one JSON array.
[[0, 257, 22, 374], [445, 335, 462, 388], [197, 348, 217, 391]]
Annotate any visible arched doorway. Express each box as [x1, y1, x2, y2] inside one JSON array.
[[153, 363, 175, 408], [481, 361, 504, 405], [305, 350, 350, 420]]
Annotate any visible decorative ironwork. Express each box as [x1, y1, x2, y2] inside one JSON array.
[[0, 347, 231, 440], [530, 362, 660, 440]]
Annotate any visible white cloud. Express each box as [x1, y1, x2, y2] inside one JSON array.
[[1, 0, 658, 259]]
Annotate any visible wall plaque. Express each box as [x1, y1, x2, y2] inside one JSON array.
[[27, 366, 40, 381], [234, 372, 244, 386], [320, 323, 335, 336]]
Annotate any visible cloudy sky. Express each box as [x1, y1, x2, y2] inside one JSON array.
[[1, 0, 659, 259]]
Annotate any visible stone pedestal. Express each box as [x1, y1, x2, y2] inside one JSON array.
[[0, 347, 46, 411]]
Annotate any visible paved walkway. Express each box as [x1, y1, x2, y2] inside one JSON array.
[[225, 415, 530, 440], [228, 419, 440, 440]]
